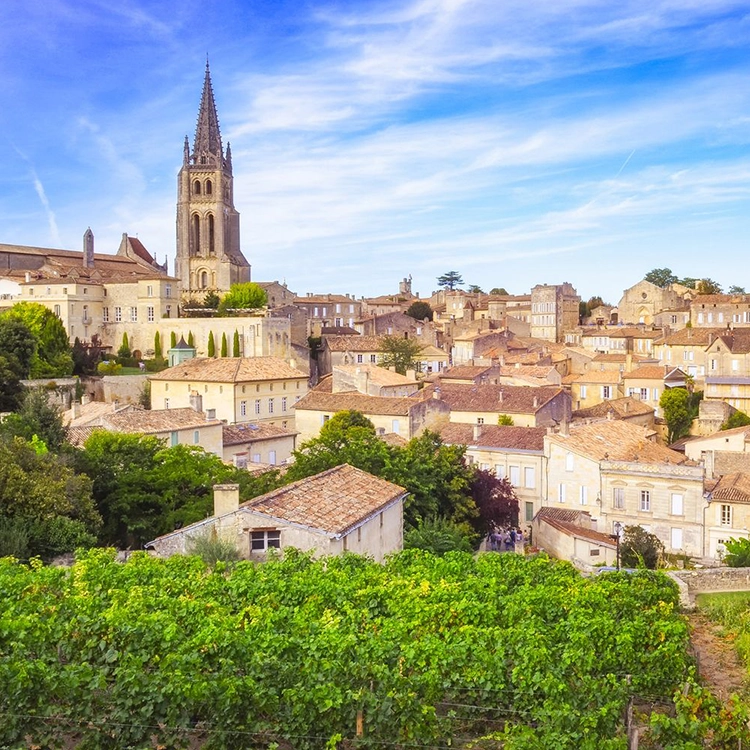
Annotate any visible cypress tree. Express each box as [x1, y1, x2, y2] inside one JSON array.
[[207, 331, 216, 358], [154, 331, 162, 359], [170, 331, 177, 349], [188, 331, 195, 348], [233, 329, 240, 357], [220, 332, 228, 357]]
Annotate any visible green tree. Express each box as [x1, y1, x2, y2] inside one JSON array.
[[620, 525, 664, 569], [437, 271, 463, 290], [0, 318, 36, 378], [489, 287, 509, 296], [233, 329, 241, 357], [220, 332, 228, 357], [644, 268, 678, 288], [203, 290, 220, 310], [0, 388, 68, 452], [676, 277, 698, 289], [498, 414, 514, 426], [118, 332, 131, 359], [170, 331, 177, 349], [207, 331, 216, 357], [71, 335, 103, 376], [154, 331, 162, 359], [659, 387, 701, 444], [285, 411, 390, 481], [217, 283, 267, 314], [1, 302, 73, 377], [403, 518, 474, 555], [723, 537, 750, 567], [0, 356, 24, 412], [729, 285, 746, 295], [467, 284, 484, 294], [379, 335, 423, 375], [188, 331, 195, 348], [695, 278, 723, 294], [470, 468, 519, 534], [722, 411, 750, 430], [405, 301, 433, 321]]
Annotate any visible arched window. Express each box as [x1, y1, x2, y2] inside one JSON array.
[[200, 271, 208, 289], [192, 214, 200, 254], [205, 180, 212, 195], [208, 214, 215, 254], [193, 180, 201, 195]]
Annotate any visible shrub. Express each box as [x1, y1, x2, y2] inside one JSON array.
[[724, 537, 750, 567], [404, 518, 474, 556], [97, 361, 122, 376], [188, 532, 241, 565]]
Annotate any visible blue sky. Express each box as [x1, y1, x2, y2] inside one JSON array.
[[2, 0, 750, 303]]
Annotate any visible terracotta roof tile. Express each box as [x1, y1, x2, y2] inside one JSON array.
[[103, 407, 222, 433], [549, 421, 686, 464], [334, 365, 417, 386], [223, 422, 298, 446], [246, 464, 406, 535], [439, 423, 545, 451], [422, 383, 563, 414], [149, 357, 304, 383], [661, 327, 724, 346], [571, 371, 622, 384], [572, 397, 654, 420], [323, 335, 385, 352], [294, 391, 418, 416], [710, 472, 750, 504]]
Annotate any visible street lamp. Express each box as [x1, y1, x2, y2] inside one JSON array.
[[611, 521, 623, 570]]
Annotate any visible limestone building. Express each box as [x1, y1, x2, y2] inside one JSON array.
[[530, 283, 580, 343], [174, 63, 251, 299]]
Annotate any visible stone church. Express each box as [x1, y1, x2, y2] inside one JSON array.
[[174, 63, 252, 300]]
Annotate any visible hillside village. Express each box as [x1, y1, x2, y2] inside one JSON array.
[[2, 65, 750, 570]]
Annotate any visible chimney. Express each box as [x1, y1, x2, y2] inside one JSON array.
[[81, 393, 90, 406], [24, 271, 31, 283], [406, 369, 416, 381], [72, 402, 81, 419], [213, 483, 240, 517], [83, 228, 94, 268], [473, 422, 482, 441], [433, 386, 442, 400], [533, 396, 539, 408], [626, 352, 632, 371], [559, 417, 570, 436], [499, 390, 504, 404], [189, 390, 203, 413]]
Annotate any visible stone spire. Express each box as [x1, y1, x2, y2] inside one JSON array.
[[192, 61, 224, 168], [183, 135, 190, 166], [225, 141, 233, 175]]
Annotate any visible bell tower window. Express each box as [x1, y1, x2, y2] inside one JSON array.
[[200, 271, 208, 289], [192, 214, 200, 254], [193, 180, 201, 195], [205, 180, 212, 195], [208, 214, 215, 255]]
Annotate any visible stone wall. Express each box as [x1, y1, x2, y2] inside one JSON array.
[[102, 375, 149, 404], [669, 567, 750, 609]]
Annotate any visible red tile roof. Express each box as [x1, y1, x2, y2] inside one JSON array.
[[439, 423, 546, 451], [422, 383, 563, 414]]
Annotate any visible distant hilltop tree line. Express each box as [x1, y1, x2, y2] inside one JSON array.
[[644, 268, 743, 294], [183, 282, 268, 316]]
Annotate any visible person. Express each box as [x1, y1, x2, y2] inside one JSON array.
[[138, 361, 146, 372], [504, 529, 514, 551]]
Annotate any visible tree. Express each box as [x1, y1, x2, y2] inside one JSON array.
[[207, 331, 216, 357], [498, 414, 514, 426], [676, 277, 698, 289], [724, 537, 750, 567], [470, 469, 519, 534], [659, 387, 701, 444], [170, 331, 177, 349], [233, 329, 241, 357], [285, 411, 390, 482], [1, 302, 73, 377], [118, 332, 131, 359], [188, 331, 195, 348], [620, 525, 664, 569], [220, 332, 228, 357], [489, 287, 509, 296], [403, 518, 474, 555], [579, 296, 607, 320], [729, 285, 746, 295], [217, 283, 267, 314], [644, 268, 678, 288], [437, 271, 463, 290], [379, 335, 423, 375], [154, 331, 162, 360], [722, 411, 750, 430], [695, 278, 723, 294], [71, 335, 103, 376], [467, 284, 484, 294], [0, 318, 36, 378], [0, 356, 24, 412], [0, 388, 68, 452], [203, 290, 220, 310], [405, 301, 433, 321]]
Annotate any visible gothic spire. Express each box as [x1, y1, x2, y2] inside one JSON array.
[[225, 141, 233, 175], [192, 61, 224, 167]]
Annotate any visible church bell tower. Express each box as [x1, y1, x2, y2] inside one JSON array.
[[175, 62, 251, 299]]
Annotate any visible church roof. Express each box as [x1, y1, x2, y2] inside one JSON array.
[[191, 62, 225, 169]]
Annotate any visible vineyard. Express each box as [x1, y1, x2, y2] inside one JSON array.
[[0, 549, 742, 748]]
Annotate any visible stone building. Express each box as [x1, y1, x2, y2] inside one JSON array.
[[529, 283, 580, 343], [174, 63, 251, 299]]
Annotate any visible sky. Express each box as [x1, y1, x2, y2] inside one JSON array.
[[1, 0, 750, 304]]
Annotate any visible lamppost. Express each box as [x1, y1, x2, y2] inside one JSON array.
[[612, 521, 623, 570]]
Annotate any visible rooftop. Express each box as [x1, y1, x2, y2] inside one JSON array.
[[246, 464, 406, 536], [572, 397, 655, 421], [293, 390, 419, 416], [439, 423, 546, 451], [323, 335, 385, 352], [709, 472, 750, 504], [223, 422, 298, 446], [422, 382, 563, 414], [149, 357, 304, 383]]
